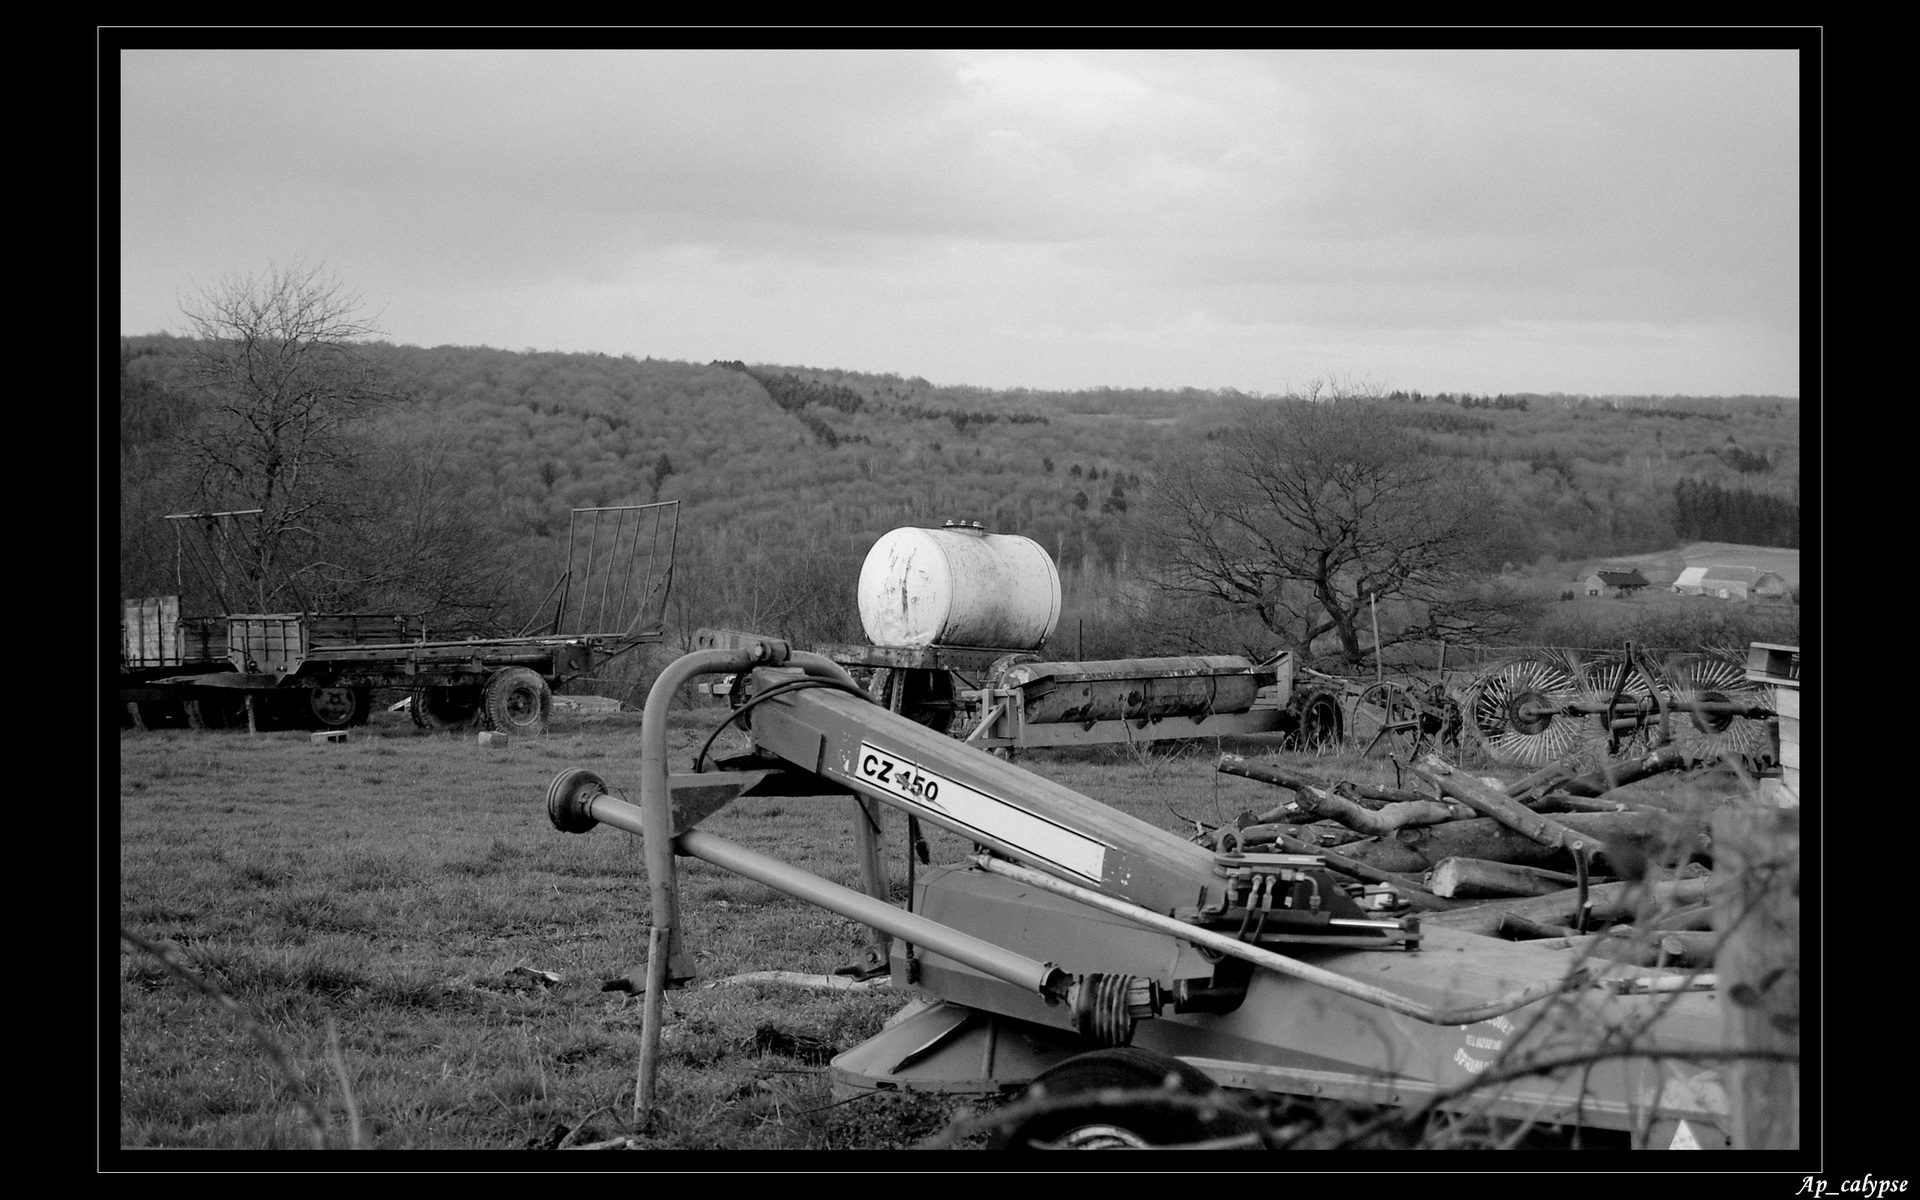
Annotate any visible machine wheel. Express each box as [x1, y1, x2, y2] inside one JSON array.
[[1658, 651, 1773, 765], [988, 1048, 1265, 1150], [1577, 653, 1660, 757], [184, 693, 247, 729], [1288, 690, 1343, 751], [1464, 651, 1602, 768], [482, 667, 551, 737], [1352, 681, 1422, 758], [411, 685, 483, 731], [132, 700, 190, 730], [303, 685, 372, 730]]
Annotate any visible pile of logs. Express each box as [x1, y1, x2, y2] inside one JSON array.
[[1213, 747, 1751, 970]]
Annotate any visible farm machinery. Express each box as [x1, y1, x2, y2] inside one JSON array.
[[543, 626, 1737, 1150], [815, 522, 1346, 753], [118, 502, 679, 736], [1346, 646, 1779, 773]]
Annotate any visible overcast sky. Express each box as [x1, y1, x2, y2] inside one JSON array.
[[117, 48, 1803, 398]]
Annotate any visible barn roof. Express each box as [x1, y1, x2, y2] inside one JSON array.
[[1591, 569, 1649, 587], [1673, 566, 1708, 586], [1702, 564, 1761, 584]]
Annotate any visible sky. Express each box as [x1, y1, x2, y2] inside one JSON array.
[[116, 47, 1805, 398]]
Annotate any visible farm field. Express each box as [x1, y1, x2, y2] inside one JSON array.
[[117, 702, 1368, 1153], [1601, 542, 1802, 588], [115, 690, 1763, 1154]]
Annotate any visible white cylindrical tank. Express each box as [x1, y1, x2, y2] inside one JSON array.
[[858, 524, 1061, 650]]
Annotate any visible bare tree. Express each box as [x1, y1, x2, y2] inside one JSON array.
[[1143, 390, 1526, 667], [177, 261, 397, 611]]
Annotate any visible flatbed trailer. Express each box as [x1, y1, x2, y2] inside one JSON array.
[[118, 502, 679, 736]]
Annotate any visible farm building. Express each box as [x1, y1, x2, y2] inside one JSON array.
[[1673, 564, 1791, 602], [1581, 568, 1650, 597]]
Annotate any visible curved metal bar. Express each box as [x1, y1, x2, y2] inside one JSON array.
[[635, 646, 764, 1114]]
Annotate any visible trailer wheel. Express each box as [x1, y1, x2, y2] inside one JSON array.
[[303, 686, 371, 730], [1287, 690, 1343, 751], [482, 667, 551, 737], [988, 1048, 1265, 1150], [412, 685, 482, 731], [133, 700, 191, 730], [184, 694, 246, 729]]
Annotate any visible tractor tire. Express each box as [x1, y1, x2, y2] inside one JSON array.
[[988, 1048, 1265, 1150], [482, 667, 551, 737]]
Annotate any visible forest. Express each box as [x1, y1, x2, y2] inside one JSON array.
[[118, 323, 1801, 680]]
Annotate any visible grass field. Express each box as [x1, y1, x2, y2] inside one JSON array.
[[117, 701, 1393, 1152]]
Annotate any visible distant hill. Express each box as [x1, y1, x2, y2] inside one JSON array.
[[118, 336, 1801, 648]]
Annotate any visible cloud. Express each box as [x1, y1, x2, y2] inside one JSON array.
[[116, 47, 1803, 395]]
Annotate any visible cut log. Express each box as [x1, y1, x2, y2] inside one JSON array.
[[1581, 934, 1667, 968], [1528, 793, 1631, 815], [1289, 790, 1460, 835], [1425, 857, 1581, 899], [1415, 753, 1599, 856], [1503, 757, 1583, 798], [1316, 834, 1433, 876], [1230, 822, 1369, 850], [1653, 931, 1720, 970], [1219, 755, 1464, 833], [1424, 876, 1714, 937], [1337, 780, 1465, 811], [1495, 912, 1581, 941], [1552, 744, 1693, 797], [1364, 810, 1700, 877]]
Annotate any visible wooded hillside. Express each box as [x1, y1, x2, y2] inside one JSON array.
[[118, 335, 1800, 664]]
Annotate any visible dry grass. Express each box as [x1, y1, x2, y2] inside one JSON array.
[[116, 700, 1779, 1153]]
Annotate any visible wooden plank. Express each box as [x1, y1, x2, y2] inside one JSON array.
[[1779, 740, 1799, 771], [1711, 804, 1799, 1148], [1745, 643, 1800, 684], [1772, 688, 1799, 720]]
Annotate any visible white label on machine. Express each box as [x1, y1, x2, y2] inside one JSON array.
[[855, 741, 1108, 881]]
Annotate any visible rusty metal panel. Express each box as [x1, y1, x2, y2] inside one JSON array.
[[123, 596, 181, 667], [818, 642, 1020, 672], [1001, 656, 1271, 724], [226, 615, 308, 677]]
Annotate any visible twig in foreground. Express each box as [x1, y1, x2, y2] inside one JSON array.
[[120, 926, 330, 1150]]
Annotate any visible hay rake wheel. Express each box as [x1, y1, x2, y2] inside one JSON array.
[[1463, 651, 1607, 769], [1658, 650, 1774, 765], [1352, 681, 1423, 759], [1577, 652, 1662, 758]]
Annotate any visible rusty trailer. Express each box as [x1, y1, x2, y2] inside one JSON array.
[[118, 502, 679, 736]]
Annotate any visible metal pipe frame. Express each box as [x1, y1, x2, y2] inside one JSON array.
[[970, 855, 1587, 1028], [570, 788, 1066, 998], [628, 642, 870, 1115]]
